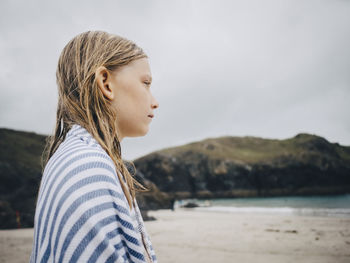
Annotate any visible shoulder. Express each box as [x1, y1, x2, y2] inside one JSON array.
[[46, 139, 114, 180], [40, 126, 125, 204]]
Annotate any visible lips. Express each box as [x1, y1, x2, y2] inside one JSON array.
[[148, 114, 154, 118]]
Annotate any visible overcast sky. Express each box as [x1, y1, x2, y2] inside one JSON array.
[[1, 0, 349, 160]]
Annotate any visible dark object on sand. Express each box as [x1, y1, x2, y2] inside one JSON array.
[[183, 202, 199, 208], [140, 210, 156, 221], [170, 198, 176, 211]]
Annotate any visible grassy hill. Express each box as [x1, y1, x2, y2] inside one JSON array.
[[0, 128, 46, 228], [134, 133, 350, 198], [157, 133, 350, 165]]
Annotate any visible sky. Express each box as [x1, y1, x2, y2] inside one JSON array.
[[0, 0, 349, 160]]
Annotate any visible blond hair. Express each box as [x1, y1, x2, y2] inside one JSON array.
[[43, 30, 148, 209]]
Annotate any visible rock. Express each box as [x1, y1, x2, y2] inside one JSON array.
[[182, 202, 199, 208]]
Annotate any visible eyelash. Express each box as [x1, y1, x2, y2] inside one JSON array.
[[144, 81, 151, 86]]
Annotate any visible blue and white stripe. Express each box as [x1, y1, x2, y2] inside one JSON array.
[[30, 124, 157, 263]]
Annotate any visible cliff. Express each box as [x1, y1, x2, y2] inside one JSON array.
[[133, 133, 350, 199]]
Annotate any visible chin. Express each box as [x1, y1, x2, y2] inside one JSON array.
[[141, 127, 150, 136]]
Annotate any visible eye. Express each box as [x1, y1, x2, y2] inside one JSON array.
[[143, 81, 151, 87]]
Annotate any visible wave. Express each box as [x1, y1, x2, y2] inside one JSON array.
[[193, 206, 350, 218]]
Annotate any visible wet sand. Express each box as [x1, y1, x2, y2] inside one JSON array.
[[1, 209, 350, 263]]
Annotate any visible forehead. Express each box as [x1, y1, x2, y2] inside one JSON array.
[[122, 57, 151, 76]]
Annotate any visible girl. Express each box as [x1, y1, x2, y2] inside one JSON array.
[[30, 31, 159, 263]]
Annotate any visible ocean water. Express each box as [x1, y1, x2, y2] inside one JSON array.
[[180, 194, 350, 218]]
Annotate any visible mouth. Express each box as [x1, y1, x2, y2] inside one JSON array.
[[148, 114, 154, 119]]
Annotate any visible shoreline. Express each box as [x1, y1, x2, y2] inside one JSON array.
[[1, 209, 350, 263], [191, 206, 350, 218]]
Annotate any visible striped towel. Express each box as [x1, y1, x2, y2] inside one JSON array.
[[30, 124, 157, 263]]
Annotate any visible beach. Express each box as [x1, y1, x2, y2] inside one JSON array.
[[1, 209, 350, 263]]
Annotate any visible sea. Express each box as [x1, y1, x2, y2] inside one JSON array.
[[179, 194, 350, 218]]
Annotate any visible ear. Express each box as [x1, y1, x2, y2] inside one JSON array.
[[95, 66, 114, 101]]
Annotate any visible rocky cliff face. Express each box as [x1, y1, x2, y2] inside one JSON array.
[[133, 134, 350, 199]]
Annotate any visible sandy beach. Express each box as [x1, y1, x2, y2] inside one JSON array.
[[1, 209, 350, 263]]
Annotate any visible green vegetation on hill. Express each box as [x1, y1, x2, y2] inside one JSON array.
[[158, 133, 350, 164], [0, 128, 46, 228]]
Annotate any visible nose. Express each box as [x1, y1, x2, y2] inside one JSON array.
[[151, 95, 159, 109]]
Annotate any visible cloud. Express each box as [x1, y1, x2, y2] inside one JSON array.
[[0, 0, 349, 160]]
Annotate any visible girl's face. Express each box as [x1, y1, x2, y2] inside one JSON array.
[[108, 58, 159, 140]]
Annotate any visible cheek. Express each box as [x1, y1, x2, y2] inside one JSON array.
[[116, 95, 142, 121], [114, 86, 149, 121], [130, 89, 149, 112]]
